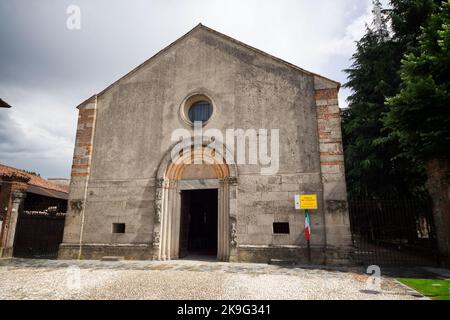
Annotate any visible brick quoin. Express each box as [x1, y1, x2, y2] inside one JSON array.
[[315, 88, 338, 101], [314, 84, 347, 201], [320, 161, 345, 166], [71, 173, 89, 178], [71, 106, 97, 179]]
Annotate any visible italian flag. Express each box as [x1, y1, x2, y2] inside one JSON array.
[[305, 211, 311, 241]]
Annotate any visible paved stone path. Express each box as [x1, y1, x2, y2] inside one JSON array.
[[0, 258, 425, 300]]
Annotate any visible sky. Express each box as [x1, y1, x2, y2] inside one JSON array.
[[0, 0, 381, 179]]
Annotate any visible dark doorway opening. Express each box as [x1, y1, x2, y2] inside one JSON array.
[[180, 189, 218, 258]]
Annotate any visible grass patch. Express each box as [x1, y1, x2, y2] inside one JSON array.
[[399, 278, 450, 300]]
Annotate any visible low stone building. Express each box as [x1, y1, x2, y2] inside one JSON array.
[[59, 24, 353, 264], [0, 164, 68, 258]]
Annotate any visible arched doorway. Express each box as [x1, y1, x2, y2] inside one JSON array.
[[152, 144, 238, 261]]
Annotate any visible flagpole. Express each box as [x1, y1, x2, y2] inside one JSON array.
[[306, 209, 311, 263]]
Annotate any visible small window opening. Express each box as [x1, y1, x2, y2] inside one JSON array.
[[112, 223, 126, 234], [273, 222, 290, 234]]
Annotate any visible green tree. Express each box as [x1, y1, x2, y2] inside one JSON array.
[[342, 28, 415, 198], [384, 2, 450, 259], [343, 0, 441, 199], [385, 2, 450, 160], [390, 0, 442, 47]]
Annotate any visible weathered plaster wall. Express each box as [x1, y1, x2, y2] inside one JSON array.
[[59, 26, 352, 263]]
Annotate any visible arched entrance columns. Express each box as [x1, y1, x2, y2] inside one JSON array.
[[152, 142, 238, 261]]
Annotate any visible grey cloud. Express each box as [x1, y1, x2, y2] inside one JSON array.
[[0, 110, 73, 178], [0, 0, 372, 178]]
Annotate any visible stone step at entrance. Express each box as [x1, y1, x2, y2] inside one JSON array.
[[101, 256, 124, 262], [269, 259, 296, 267]]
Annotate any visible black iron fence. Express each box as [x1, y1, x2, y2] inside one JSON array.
[[348, 198, 440, 266]]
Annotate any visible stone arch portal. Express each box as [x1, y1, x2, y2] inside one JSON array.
[[153, 144, 238, 262]]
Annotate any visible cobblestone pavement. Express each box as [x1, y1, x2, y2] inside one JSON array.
[[0, 258, 426, 300]]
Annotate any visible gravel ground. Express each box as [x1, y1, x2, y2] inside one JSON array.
[[0, 259, 425, 300]]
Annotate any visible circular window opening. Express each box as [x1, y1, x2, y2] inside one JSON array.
[[180, 94, 214, 126], [188, 101, 212, 123]]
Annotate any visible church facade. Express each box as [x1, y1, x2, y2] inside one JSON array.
[[59, 24, 353, 264]]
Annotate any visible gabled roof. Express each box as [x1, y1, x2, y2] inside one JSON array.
[[0, 98, 12, 108], [77, 24, 340, 109], [0, 164, 69, 199]]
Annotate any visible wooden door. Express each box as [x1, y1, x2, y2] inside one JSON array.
[[179, 191, 191, 258]]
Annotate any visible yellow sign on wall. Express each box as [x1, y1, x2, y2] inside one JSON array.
[[295, 194, 318, 210]]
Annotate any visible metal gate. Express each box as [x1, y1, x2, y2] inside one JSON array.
[[348, 198, 440, 266], [13, 211, 66, 259]]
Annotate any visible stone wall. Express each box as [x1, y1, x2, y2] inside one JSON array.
[[59, 25, 352, 264]]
